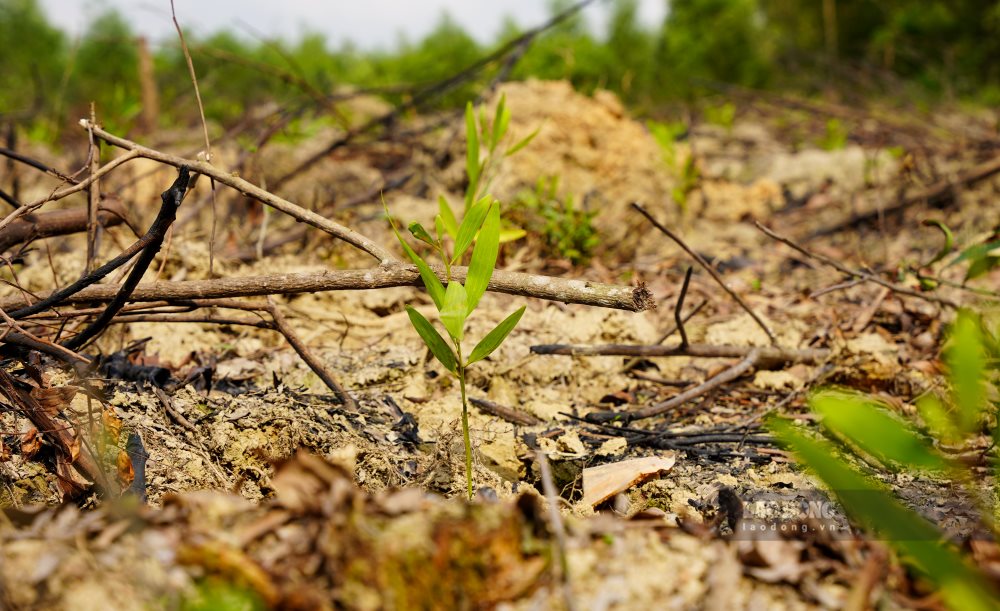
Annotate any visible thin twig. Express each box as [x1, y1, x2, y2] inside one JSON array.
[[632, 203, 777, 344], [266, 297, 357, 410], [585, 349, 762, 423], [621, 298, 707, 373], [81, 120, 395, 265], [533, 342, 827, 368], [470, 397, 542, 426], [755, 221, 960, 308], [675, 267, 693, 348], [170, 0, 219, 275]]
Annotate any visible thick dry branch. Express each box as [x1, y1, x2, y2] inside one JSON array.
[[531, 342, 828, 369], [80, 120, 396, 265], [0, 264, 655, 312], [0, 200, 128, 252]]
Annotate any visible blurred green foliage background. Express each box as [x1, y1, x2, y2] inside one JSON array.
[[2, 0, 999, 143]]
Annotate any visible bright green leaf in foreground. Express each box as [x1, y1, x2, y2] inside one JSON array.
[[812, 390, 951, 473], [467, 306, 525, 365], [946, 312, 987, 432], [438, 196, 459, 239], [768, 415, 997, 611]]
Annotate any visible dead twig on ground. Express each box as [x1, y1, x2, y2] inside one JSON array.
[[584, 349, 763, 423], [265, 297, 357, 410], [470, 397, 542, 426], [532, 342, 827, 368], [755, 221, 959, 308], [632, 203, 777, 344], [621, 298, 707, 374]]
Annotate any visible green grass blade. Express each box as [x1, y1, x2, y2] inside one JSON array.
[[451, 196, 490, 265], [491, 94, 509, 151], [467, 306, 525, 366], [440, 281, 468, 342], [505, 126, 540, 157], [406, 306, 457, 374], [465, 201, 500, 314]]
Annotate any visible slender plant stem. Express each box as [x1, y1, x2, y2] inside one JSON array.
[[457, 353, 474, 500]]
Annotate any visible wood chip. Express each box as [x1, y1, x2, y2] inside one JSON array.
[[581, 454, 676, 508]]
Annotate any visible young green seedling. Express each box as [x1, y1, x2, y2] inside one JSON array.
[[386, 195, 524, 500]]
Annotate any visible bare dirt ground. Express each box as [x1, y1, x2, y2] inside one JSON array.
[[1, 80, 999, 609]]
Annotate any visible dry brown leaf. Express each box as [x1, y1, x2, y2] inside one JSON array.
[[581, 454, 676, 508], [20, 426, 41, 458], [30, 386, 77, 417]]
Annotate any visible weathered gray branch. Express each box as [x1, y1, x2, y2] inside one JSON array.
[[2, 263, 655, 312]]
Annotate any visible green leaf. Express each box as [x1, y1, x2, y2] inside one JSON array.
[[467, 306, 525, 365], [465, 102, 480, 204], [385, 200, 445, 309], [451, 196, 491, 265], [498, 227, 527, 244], [491, 94, 509, 151], [438, 196, 459, 239], [916, 393, 961, 445], [406, 306, 457, 374], [440, 281, 468, 342], [946, 312, 986, 432], [408, 222, 435, 247], [504, 126, 540, 157], [811, 390, 950, 473], [465, 201, 500, 314]]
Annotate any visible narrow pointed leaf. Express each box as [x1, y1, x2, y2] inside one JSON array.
[[440, 282, 468, 342], [498, 227, 527, 244], [946, 312, 986, 432], [491, 95, 509, 150], [504, 126, 540, 157], [465, 102, 480, 203], [385, 202, 445, 309], [465, 201, 500, 314], [406, 306, 457, 373], [451, 196, 491, 264], [438, 196, 459, 239], [468, 306, 525, 365], [408, 222, 435, 247]]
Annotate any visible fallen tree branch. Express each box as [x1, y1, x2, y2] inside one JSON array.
[[1, 265, 655, 312], [470, 396, 542, 426], [531, 342, 827, 368]]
